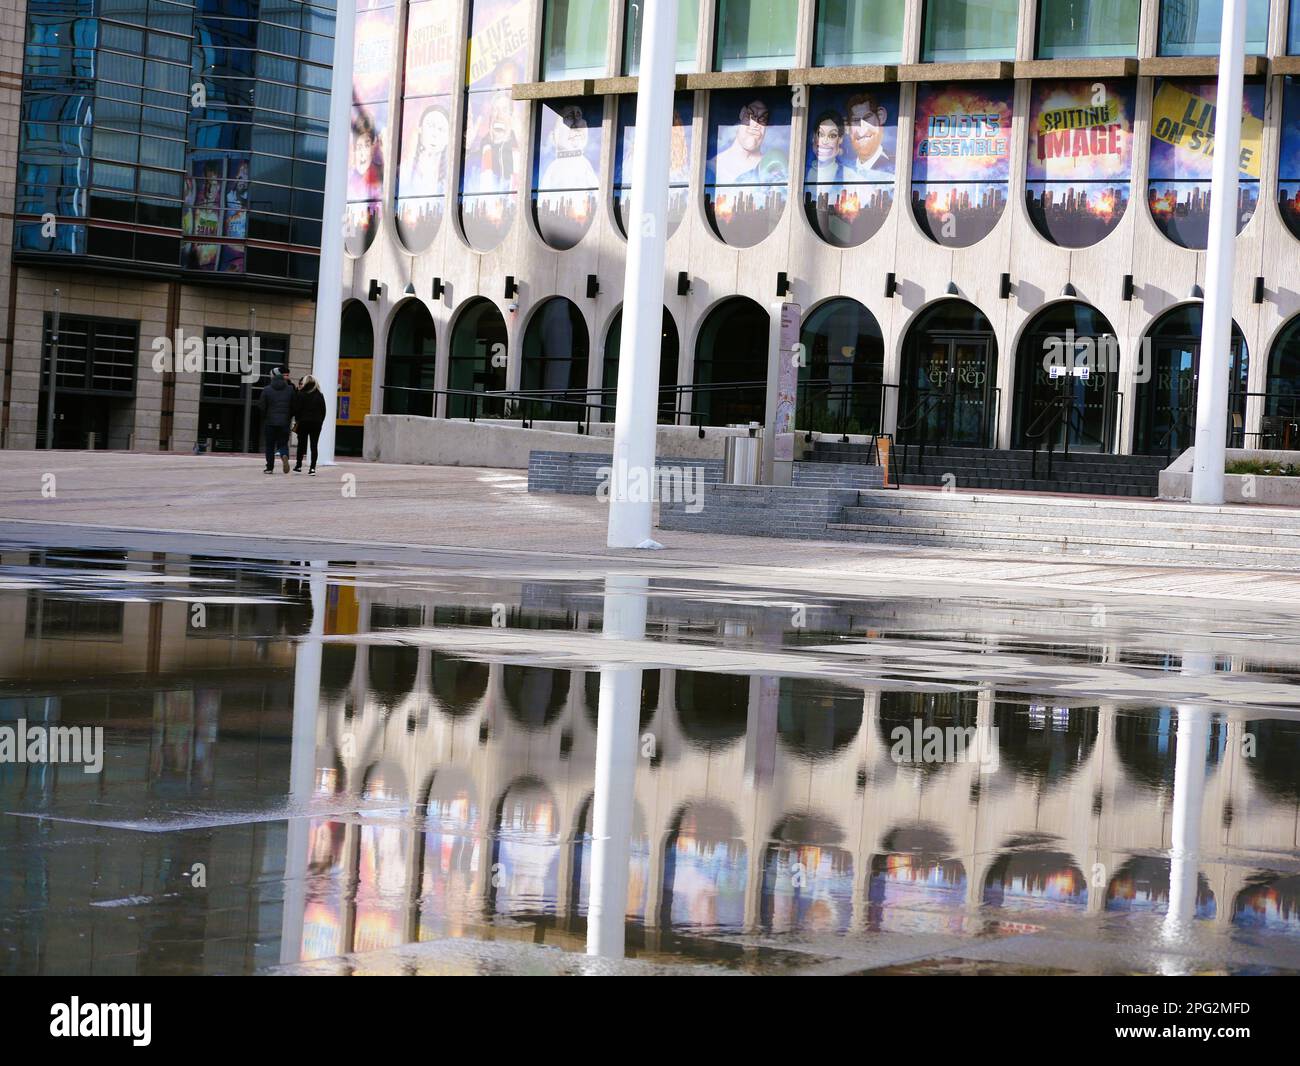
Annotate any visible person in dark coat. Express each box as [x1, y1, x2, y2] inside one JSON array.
[[258, 366, 295, 473], [292, 375, 327, 475]]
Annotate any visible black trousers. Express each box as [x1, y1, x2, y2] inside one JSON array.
[[264, 424, 290, 469], [295, 422, 322, 469]]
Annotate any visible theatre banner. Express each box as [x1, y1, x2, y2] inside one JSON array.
[[1147, 78, 1264, 248], [1026, 79, 1134, 248], [614, 93, 694, 239], [1280, 77, 1300, 239], [532, 97, 603, 250], [704, 88, 791, 248], [346, 0, 395, 257], [395, 0, 457, 251], [804, 85, 898, 248], [911, 84, 1013, 248]]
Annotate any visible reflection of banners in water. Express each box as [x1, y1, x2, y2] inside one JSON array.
[[913, 85, 1013, 183], [1150, 80, 1262, 179], [467, 0, 530, 88], [353, 8, 396, 105], [403, 0, 457, 97]]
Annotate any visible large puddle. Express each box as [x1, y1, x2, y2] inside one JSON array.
[[2, 544, 1300, 975]]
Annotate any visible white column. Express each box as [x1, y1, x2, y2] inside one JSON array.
[[1189, 0, 1246, 505], [607, 0, 679, 548], [586, 575, 648, 959], [1163, 652, 1212, 947], [312, 0, 357, 467]]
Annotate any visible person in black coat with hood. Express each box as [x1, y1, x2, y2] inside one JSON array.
[[258, 366, 295, 473], [292, 374, 328, 474]]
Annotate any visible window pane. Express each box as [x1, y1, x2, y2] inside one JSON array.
[[542, 0, 610, 79], [715, 0, 798, 71], [1159, 0, 1268, 56], [623, 0, 698, 75], [921, 0, 1017, 62], [1038, 0, 1139, 58], [814, 0, 905, 66]]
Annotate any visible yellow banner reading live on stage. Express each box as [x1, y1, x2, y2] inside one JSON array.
[[337, 358, 373, 427], [1150, 81, 1263, 178]]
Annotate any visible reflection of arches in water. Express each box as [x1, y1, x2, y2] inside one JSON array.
[[675, 670, 749, 751], [876, 690, 979, 777], [777, 677, 863, 760], [760, 811, 853, 933], [490, 775, 561, 917], [320, 643, 357, 701], [993, 700, 1098, 786], [1241, 719, 1300, 804], [865, 823, 966, 931], [1233, 874, 1300, 934], [502, 665, 570, 731], [660, 802, 748, 934], [569, 792, 650, 922], [582, 669, 659, 732], [354, 767, 410, 954], [983, 849, 1088, 910], [367, 644, 419, 709], [1105, 856, 1215, 919], [431, 653, 489, 717], [1114, 708, 1227, 791]]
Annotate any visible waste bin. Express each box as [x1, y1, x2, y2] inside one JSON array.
[[724, 424, 763, 484]]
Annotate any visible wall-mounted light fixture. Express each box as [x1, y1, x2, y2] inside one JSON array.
[[1189, 284, 1204, 300], [1121, 274, 1134, 302], [1253, 276, 1265, 304], [504, 275, 519, 300], [586, 274, 599, 299], [367, 279, 382, 301], [402, 282, 415, 296], [945, 281, 959, 296], [884, 272, 897, 298], [431, 277, 445, 300], [676, 271, 691, 296], [776, 272, 790, 298], [1060, 282, 1077, 298], [999, 273, 1012, 299]]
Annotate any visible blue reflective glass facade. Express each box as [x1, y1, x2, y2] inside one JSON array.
[[14, 0, 336, 290]]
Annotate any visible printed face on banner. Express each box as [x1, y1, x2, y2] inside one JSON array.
[[396, 98, 451, 249], [1278, 77, 1300, 240], [182, 153, 250, 273], [911, 84, 1013, 248], [614, 93, 694, 239], [1026, 79, 1135, 248], [533, 97, 604, 250], [1147, 78, 1264, 249], [803, 85, 898, 248], [704, 89, 791, 248], [346, 101, 387, 256]]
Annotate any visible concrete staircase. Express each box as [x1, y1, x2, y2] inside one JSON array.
[[828, 488, 1300, 566], [807, 442, 1167, 497]]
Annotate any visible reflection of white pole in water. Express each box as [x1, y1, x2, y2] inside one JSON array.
[[607, 0, 678, 547], [1164, 653, 1212, 946], [280, 561, 328, 964], [311, 0, 356, 467], [587, 574, 649, 959]]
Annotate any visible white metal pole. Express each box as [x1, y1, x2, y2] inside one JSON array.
[[1189, 0, 1246, 506], [607, 0, 679, 548], [312, 0, 357, 467]]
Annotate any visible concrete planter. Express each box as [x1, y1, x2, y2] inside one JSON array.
[[1159, 449, 1300, 506]]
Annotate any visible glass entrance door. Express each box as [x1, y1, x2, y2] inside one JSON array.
[[904, 333, 994, 446]]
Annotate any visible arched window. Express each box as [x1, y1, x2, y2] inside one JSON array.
[[1147, 78, 1263, 249], [703, 89, 790, 247], [383, 301, 436, 416], [1026, 79, 1134, 248], [803, 86, 897, 247], [448, 298, 508, 418], [798, 298, 885, 435], [394, 1, 456, 253], [521, 297, 590, 421], [490, 777, 561, 917], [898, 300, 998, 446], [1012, 302, 1120, 452], [911, 82, 1013, 247], [345, 0, 396, 257], [693, 297, 769, 426], [600, 308, 679, 422], [1264, 316, 1300, 447], [1134, 305, 1247, 455], [337, 301, 375, 455], [532, 97, 603, 250]]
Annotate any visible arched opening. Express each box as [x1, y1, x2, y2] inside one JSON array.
[[600, 308, 679, 423], [521, 297, 590, 421], [867, 824, 967, 933], [776, 678, 863, 760], [674, 670, 749, 751], [898, 300, 999, 447], [1264, 316, 1300, 447], [760, 812, 854, 933], [1134, 305, 1247, 456], [447, 298, 508, 418], [1012, 303, 1120, 452], [337, 301, 374, 455], [503, 665, 570, 732], [431, 653, 489, 717], [659, 802, 748, 934], [382, 301, 436, 417], [1106, 856, 1216, 919], [692, 298, 769, 426], [798, 298, 885, 436], [983, 848, 1088, 911], [489, 776, 561, 917]]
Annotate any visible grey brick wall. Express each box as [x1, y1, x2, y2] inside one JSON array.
[[659, 484, 859, 539], [528, 449, 724, 495], [791, 461, 884, 490]]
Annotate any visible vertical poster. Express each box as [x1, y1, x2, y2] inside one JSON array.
[[460, 0, 530, 251], [182, 154, 250, 272], [704, 88, 791, 247], [911, 84, 1013, 248], [395, 0, 456, 252], [1147, 78, 1263, 249], [804, 85, 898, 247], [1279, 77, 1300, 239], [346, 0, 396, 257], [614, 92, 694, 239], [337, 357, 374, 426], [774, 302, 800, 462], [532, 97, 603, 249], [1026, 79, 1135, 248]]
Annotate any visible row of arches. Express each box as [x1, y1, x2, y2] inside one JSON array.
[[348, 296, 1300, 454]]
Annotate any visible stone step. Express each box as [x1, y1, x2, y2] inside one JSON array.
[[896, 474, 1156, 496], [852, 487, 1299, 519]]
